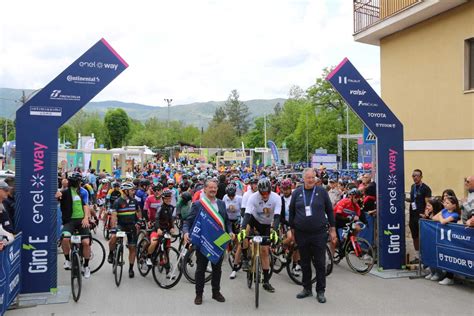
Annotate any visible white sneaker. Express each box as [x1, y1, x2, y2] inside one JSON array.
[[279, 254, 287, 264], [83, 266, 91, 279], [206, 266, 212, 273], [63, 260, 72, 270], [294, 264, 302, 271], [430, 274, 441, 281], [439, 277, 454, 285], [230, 271, 237, 279], [292, 268, 301, 277], [146, 258, 152, 266], [424, 273, 433, 280], [167, 272, 176, 280]]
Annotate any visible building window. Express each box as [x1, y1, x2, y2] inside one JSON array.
[[466, 38, 474, 91]]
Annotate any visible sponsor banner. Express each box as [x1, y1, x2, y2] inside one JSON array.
[[91, 153, 113, 174], [327, 58, 405, 269], [15, 38, 127, 294], [191, 210, 231, 265], [363, 126, 376, 144], [267, 141, 280, 165], [420, 220, 474, 277], [0, 233, 22, 314]]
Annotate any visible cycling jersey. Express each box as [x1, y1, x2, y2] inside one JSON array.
[[97, 184, 109, 199], [135, 188, 148, 210], [106, 189, 123, 207], [334, 198, 361, 218], [223, 194, 243, 220], [144, 194, 163, 223], [153, 203, 175, 231], [244, 191, 281, 226], [79, 187, 89, 205], [111, 197, 139, 225], [241, 189, 256, 210]]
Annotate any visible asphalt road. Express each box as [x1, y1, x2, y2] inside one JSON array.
[[7, 230, 473, 316]]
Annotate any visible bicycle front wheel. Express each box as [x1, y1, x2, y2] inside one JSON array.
[[71, 252, 82, 302], [255, 256, 260, 309], [182, 248, 212, 284], [286, 249, 316, 285], [90, 237, 106, 274], [114, 244, 124, 287], [152, 247, 182, 289], [325, 244, 334, 276], [345, 237, 374, 275]]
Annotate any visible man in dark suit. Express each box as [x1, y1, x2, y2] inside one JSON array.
[[183, 179, 234, 305]]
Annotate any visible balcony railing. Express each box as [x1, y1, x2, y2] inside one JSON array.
[[354, 0, 422, 34]]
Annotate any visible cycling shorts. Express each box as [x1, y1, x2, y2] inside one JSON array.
[[62, 219, 91, 239], [247, 215, 271, 246], [112, 224, 138, 246]]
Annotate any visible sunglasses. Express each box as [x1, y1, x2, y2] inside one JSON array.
[[260, 192, 270, 197]]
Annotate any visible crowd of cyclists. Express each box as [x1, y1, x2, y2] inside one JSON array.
[[55, 161, 378, 294]]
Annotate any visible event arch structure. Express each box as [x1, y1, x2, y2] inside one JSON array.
[[327, 58, 405, 270], [15, 39, 128, 294]]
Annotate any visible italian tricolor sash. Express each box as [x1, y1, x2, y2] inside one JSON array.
[[200, 196, 224, 230]]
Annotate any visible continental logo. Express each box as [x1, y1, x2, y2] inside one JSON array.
[[66, 75, 100, 85]]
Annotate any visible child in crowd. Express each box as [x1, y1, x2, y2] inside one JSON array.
[[425, 195, 461, 285]]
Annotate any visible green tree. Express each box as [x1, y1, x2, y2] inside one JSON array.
[[59, 124, 76, 146], [211, 106, 227, 124], [202, 121, 238, 148], [104, 108, 130, 148], [224, 89, 250, 137]]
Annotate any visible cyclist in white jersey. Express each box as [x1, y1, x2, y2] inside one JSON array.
[[239, 178, 281, 292]]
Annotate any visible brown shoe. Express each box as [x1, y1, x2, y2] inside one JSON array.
[[194, 294, 203, 305], [212, 291, 225, 303]]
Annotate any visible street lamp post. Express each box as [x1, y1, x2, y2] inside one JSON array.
[[164, 98, 173, 129]]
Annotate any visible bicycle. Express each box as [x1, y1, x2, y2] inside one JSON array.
[[69, 233, 83, 302], [333, 210, 375, 274], [244, 235, 273, 309], [181, 245, 213, 284], [102, 211, 112, 241], [149, 231, 182, 289], [285, 243, 334, 285], [112, 230, 127, 287]]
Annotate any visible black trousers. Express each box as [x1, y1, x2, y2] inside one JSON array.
[[295, 230, 327, 293], [195, 250, 223, 295]]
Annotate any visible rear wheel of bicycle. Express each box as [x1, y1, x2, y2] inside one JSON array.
[[345, 237, 374, 275], [255, 256, 260, 309], [114, 244, 124, 287], [182, 248, 212, 284], [103, 217, 110, 240], [152, 247, 182, 289], [137, 238, 151, 277], [325, 244, 334, 276], [286, 249, 316, 285], [89, 237, 106, 274], [71, 252, 82, 302]]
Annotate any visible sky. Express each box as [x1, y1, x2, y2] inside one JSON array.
[[0, 0, 380, 106]]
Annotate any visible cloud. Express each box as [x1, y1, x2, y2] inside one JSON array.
[[0, 0, 380, 105]]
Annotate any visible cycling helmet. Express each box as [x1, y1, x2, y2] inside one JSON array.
[[257, 178, 271, 194], [198, 174, 206, 181], [179, 182, 189, 191], [191, 176, 198, 183], [244, 178, 250, 185], [152, 184, 163, 192], [280, 178, 292, 190], [162, 189, 172, 198], [167, 179, 175, 185], [154, 169, 160, 174], [81, 176, 89, 184], [100, 178, 109, 184], [348, 188, 362, 197], [181, 191, 192, 203], [225, 184, 237, 197], [68, 172, 82, 186], [112, 181, 120, 188], [140, 179, 151, 187], [142, 172, 148, 177], [120, 182, 135, 191], [165, 167, 171, 172], [250, 177, 259, 184]]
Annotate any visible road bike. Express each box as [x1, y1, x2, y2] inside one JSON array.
[[334, 210, 374, 274], [112, 230, 126, 287], [149, 231, 182, 289]]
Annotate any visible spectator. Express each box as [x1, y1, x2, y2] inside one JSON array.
[[420, 197, 443, 220], [362, 176, 377, 216], [0, 180, 14, 251], [441, 189, 456, 201], [89, 169, 97, 191], [428, 196, 461, 285], [216, 174, 227, 200], [327, 179, 342, 207], [406, 169, 432, 262], [3, 177, 15, 231], [461, 175, 474, 227]]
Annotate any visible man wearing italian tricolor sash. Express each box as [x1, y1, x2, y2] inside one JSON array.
[[183, 179, 234, 306]]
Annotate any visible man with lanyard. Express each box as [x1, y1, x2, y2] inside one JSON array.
[[223, 184, 244, 279], [135, 179, 150, 221], [57, 172, 92, 278], [183, 179, 234, 305], [144, 184, 163, 223], [289, 168, 336, 303], [405, 169, 431, 262], [108, 182, 141, 278], [238, 178, 281, 293], [146, 189, 176, 267]]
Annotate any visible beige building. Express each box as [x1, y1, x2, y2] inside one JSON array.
[[354, 0, 474, 196]]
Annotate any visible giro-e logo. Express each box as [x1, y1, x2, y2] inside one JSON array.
[[78, 61, 118, 71]]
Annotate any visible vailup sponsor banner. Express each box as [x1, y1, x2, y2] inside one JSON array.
[[15, 39, 128, 294], [327, 58, 405, 270]]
